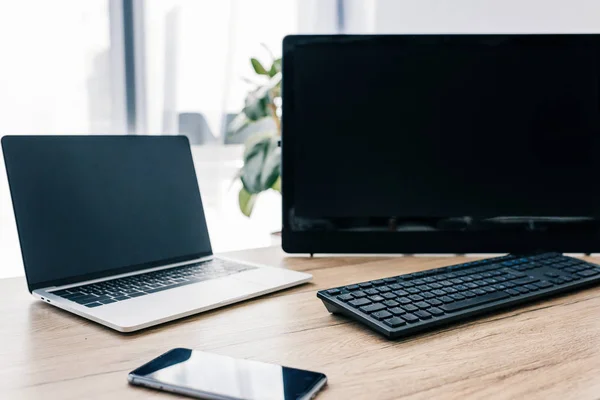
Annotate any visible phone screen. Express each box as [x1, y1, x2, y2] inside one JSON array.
[[129, 348, 327, 400]]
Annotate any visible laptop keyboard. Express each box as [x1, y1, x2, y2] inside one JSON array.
[[50, 259, 257, 308]]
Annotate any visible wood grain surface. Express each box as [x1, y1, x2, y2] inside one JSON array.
[[1, 247, 600, 400]]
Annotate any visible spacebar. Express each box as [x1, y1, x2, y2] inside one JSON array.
[[440, 291, 510, 313]]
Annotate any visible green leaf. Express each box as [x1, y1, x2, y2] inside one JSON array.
[[243, 95, 270, 121], [250, 58, 269, 75], [271, 176, 281, 193], [238, 187, 258, 217], [269, 58, 281, 77], [240, 134, 280, 194], [242, 73, 282, 121], [226, 112, 251, 137]]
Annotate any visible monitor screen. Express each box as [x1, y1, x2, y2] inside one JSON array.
[[2, 136, 212, 290], [282, 35, 600, 252]]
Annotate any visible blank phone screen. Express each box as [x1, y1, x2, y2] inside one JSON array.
[[131, 349, 326, 400]]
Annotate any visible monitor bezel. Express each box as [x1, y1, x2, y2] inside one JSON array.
[[281, 34, 600, 254]]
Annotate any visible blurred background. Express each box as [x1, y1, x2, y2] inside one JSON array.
[[1, 0, 599, 278]]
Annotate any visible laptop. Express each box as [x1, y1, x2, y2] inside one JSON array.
[[1, 135, 311, 332]]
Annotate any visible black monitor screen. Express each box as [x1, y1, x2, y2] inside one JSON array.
[[2, 136, 212, 291], [284, 35, 600, 242]]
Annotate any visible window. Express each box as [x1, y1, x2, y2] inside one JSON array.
[[0, 0, 124, 135], [143, 0, 348, 139]]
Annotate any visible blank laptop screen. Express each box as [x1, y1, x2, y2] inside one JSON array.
[[2, 136, 212, 290]]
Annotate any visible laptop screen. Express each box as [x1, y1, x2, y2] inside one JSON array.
[[2, 136, 212, 291]]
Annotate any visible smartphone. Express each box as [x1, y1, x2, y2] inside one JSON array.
[[128, 348, 327, 400]]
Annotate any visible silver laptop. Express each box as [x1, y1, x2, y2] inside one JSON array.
[[2, 135, 311, 332]]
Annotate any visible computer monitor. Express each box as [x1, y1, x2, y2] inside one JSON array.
[[281, 34, 600, 254]]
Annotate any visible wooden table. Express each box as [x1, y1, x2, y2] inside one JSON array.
[[2, 247, 600, 399]]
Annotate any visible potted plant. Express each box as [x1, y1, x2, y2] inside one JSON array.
[[227, 50, 282, 217]]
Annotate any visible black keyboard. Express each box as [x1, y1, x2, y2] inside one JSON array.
[[50, 258, 256, 308], [318, 253, 600, 339]]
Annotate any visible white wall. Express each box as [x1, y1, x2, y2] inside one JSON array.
[[374, 0, 600, 33]]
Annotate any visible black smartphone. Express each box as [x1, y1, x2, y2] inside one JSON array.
[[128, 348, 328, 400]]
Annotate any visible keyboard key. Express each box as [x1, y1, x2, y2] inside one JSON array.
[[505, 288, 520, 296], [389, 284, 403, 290], [382, 292, 397, 299], [513, 277, 539, 285], [388, 307, 406, 315], [415, 310, 432, 319], [365, 288, 379, 296], [402, 304, 418, 312], [384, 278, 397, 284], [368, 295, 385, 302], [463, 291, 476, 298], [349, 298, 371, 308], [359, 282, 373, 289], [393, 290, 409, 297], [85, 302, 103, 308], [524, 284, 539, 291], [515, 287, 530, 294], [402, 313, 419, 323], [371, 310, 392, 320], [432, 289, 446, 296], [113, 295, 130, 301], [383, 300, 399, 307], [378, 286, 392, 293], [360, 303, 386, 314], [146, 286, 173, 294], [128, 292, 145, 298], [346, 285, 360, 291], [426, 299, 442, 306], [545, 271, 559, 278], [577, 269, 600, 278], [99, 299, 116, 305], [372, 280, 385, 286], [384, 317, 406, 328], [421, 291, 435, 299], [428, 307, 444, 316], [337, 294, 354, 302], [73, 295, 109, 304], [449, 293, 465, 301], [396, 297, 411, 305], [406, 288, 420, 294], [353, 291, 367, 298], [534, 281, 553, 289], [441, 291, 510, 312], [408, 294, 424, 302], [440, 296, 454, 304], [415, 301, 430, 309]]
